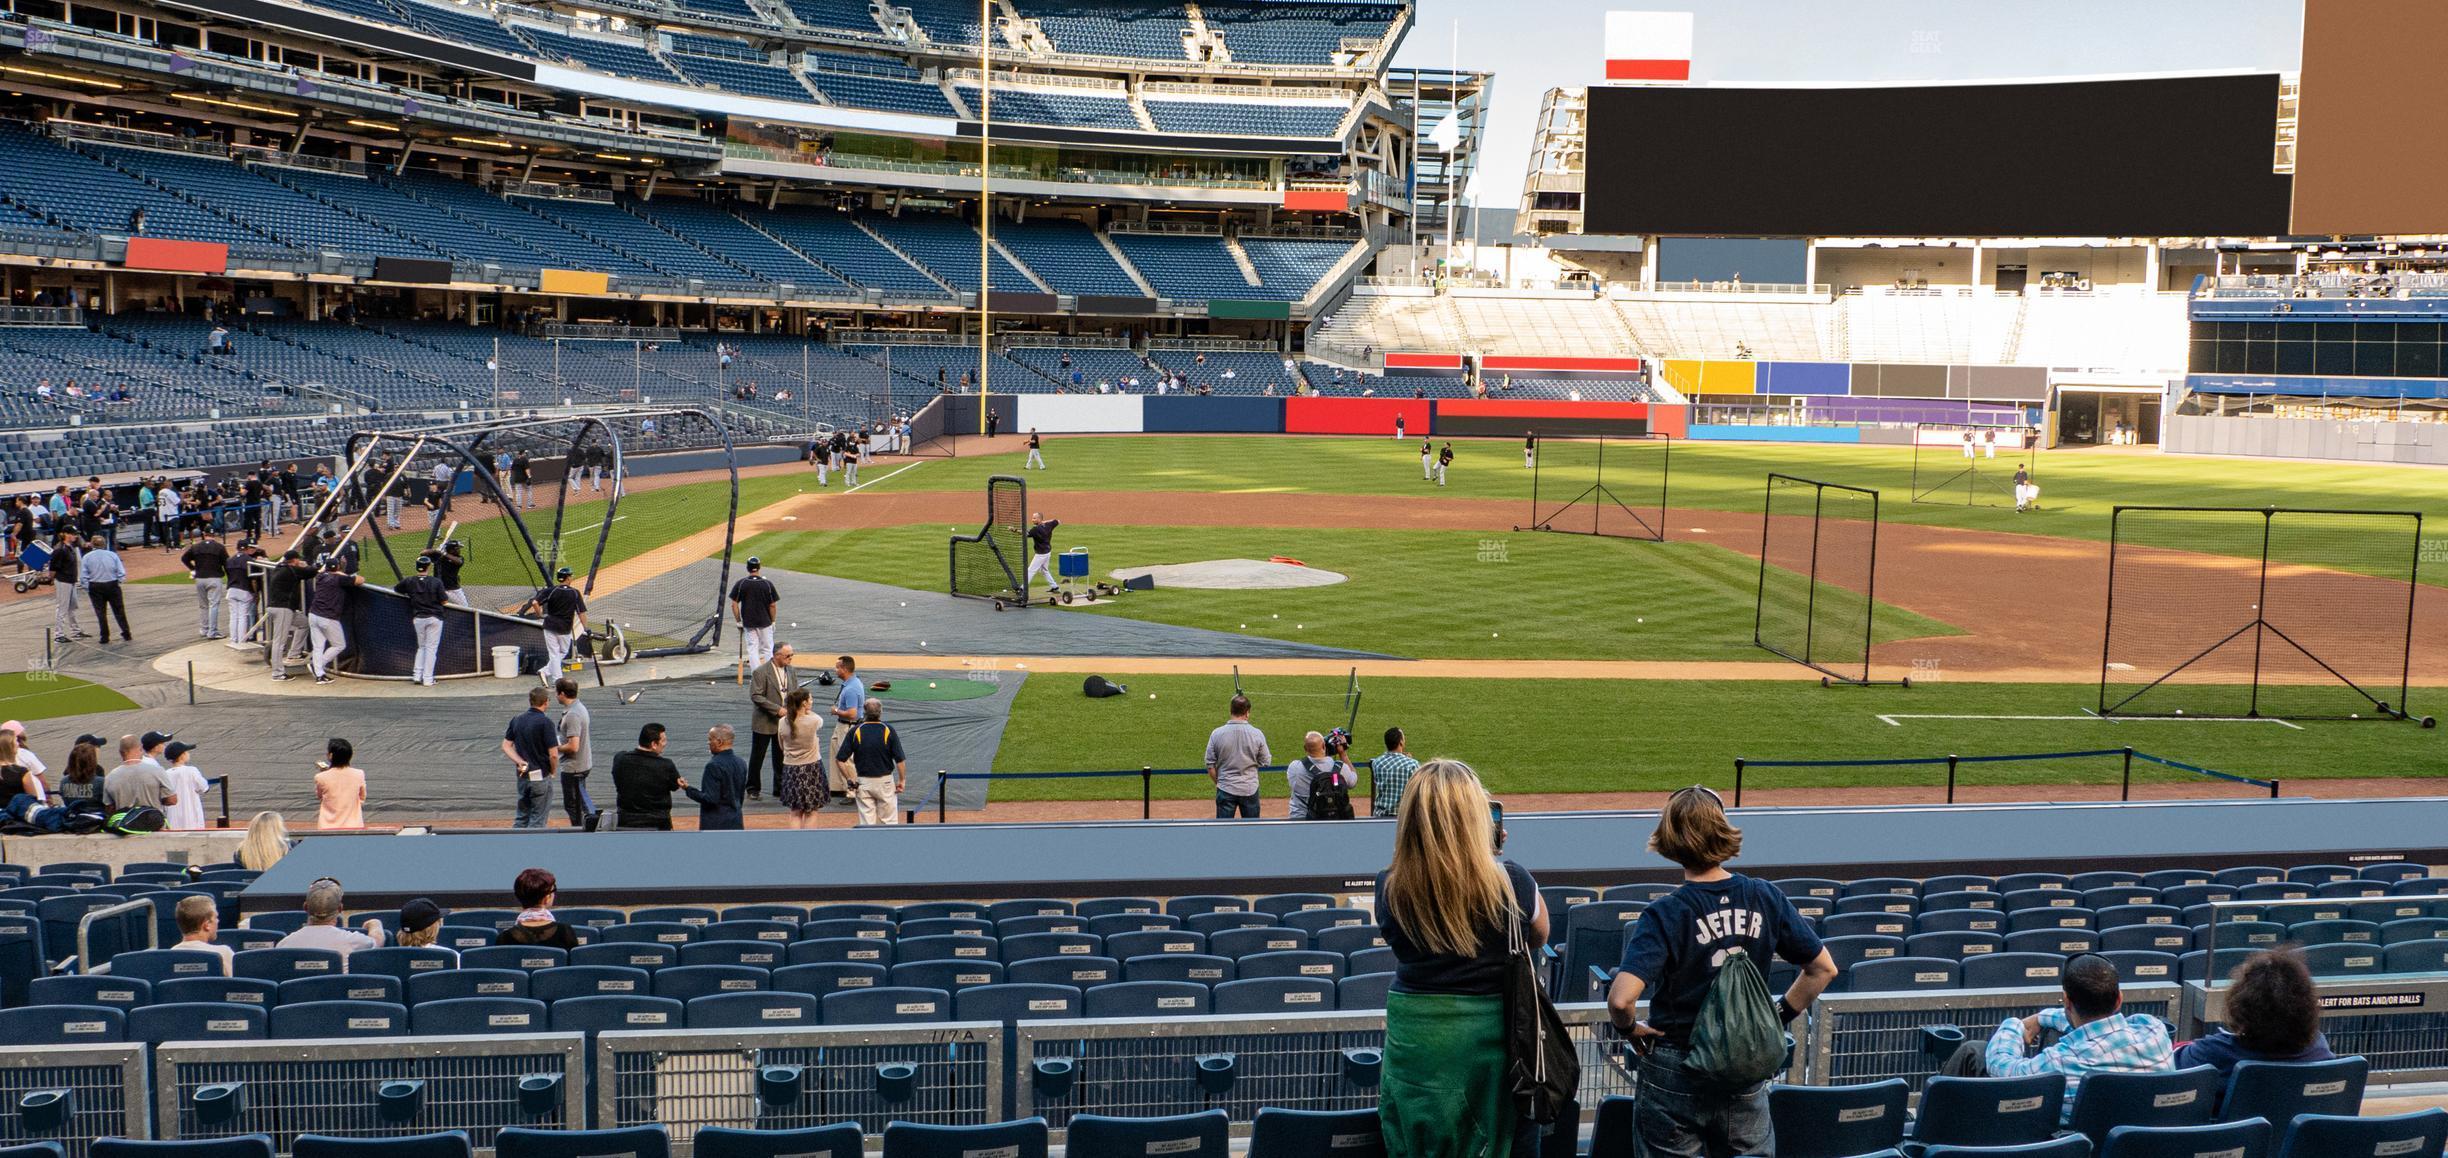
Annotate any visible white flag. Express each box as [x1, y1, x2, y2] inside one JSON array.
[[1427, 113, 1461, 153]]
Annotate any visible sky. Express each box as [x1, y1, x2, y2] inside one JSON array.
[[1393, 0, 2308, 213]]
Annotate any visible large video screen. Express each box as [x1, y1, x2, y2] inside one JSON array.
[[1583, 74, 2293, 237]]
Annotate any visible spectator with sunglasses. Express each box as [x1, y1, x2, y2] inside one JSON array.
[[274, 877, 386, 962]]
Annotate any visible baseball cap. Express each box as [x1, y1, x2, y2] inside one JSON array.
[[164, 741, 198, 762], [415, 556, 432, 570], [745, 557, 761, 571], [0, 720, 20, 737], [75, 733, 109, 748], [398, 898, 445, 934], [556, 566, 574, 579], [141, 730, 174, 750]]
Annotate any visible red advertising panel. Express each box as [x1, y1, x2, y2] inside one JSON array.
[[1282, 188, 1352, 213], [1385, 352, 1465, 371], [122, 237, 230, 274], [1478, 355, 1646, 374], [1283, 396, 1421, 435]]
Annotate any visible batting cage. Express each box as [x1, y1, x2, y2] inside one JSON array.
[[1755, 473, 1900, 686], [2100, 506, 2429, 723], [1232, 664, 1362, 735], [279, 409, 738, 680], [1520, 433, 1671, 541], [948, 474, 1029, 608], [1910, 423, 2037, 507]]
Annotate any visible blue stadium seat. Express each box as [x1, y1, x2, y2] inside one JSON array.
[[572, 944, 678, 972], [270, 1000, 410, 1038], [1075, 898, 1162, 919], [1338, 972, 1392, 1011], [602, 922, 699, 946], [1849, 957, 1958, 993], [1824, 913, 1914, 940], [1906, 1074, 2068, 1151], [1083, 981, 1207, 1018], [1183, 911, 1276, 936], [1106, 931, 1206, 960], [1007, 956, 1120, 988], [2100, 1119, 2269, 1158], [1997, 873, 2073, 894], [686, 991, 820, 1028], [532, 966, 654, 1004], [720, 905, 813, 926], [800, 918, 898, 943], [1237, 950, 1344, 981], [898, 935, 999, 965], [2160, 885, 2236, 910], [987, 899, 1074, 923], [1767, 1079, 1908, 1158], [245, 912, 311, 935], [2301, 942, 2385, 978], [2275, 1109, 2448, 1158], [2214, 867, 2285, 888], [1122, 954, 1234, 985], [93, 1139, 276, 1158], [2067, 1067, 2222, 1147], [1249, 1107, 1383, 1158], [880, 1120, 1046, 1158], [771, 962, 890, 997], [821, 986, 950, 1025], [1922, 1141, 2089, 1156], [699, 920, 796, 945], [158, 977, 279, 1007], [550, 995, 683, 1035], [2362, 863, 2431, 884], [2386, 941, 2448, 973], [107, 947, 227, 985], [2219, 1056, 2366, 1124], [1084, 913, 1179, 938], [461, 947, 568, 973], [1281, 908, 1372, 936], [1347, 946, 1397, 976], [2085, 887, 2162, 911], [279, 974, 404, 1006], [1313, 925, 1385, 957], [347, 947, 461, 984], [433, 928, 497, 953], [1908, 931, 2005, 959], [2005, 929, 2102, 957], [955, 983, 1081, 1023], [2102, 926, 2195, 954], [631, 907, 719, 927], [2068, 872, 2142, 891], [1209, 927, 1310, 959], [233, 947, 345, 983], [1821, 935, 1908, 978], [408, 969, 530, 1004], [2005, 907, 2096, 934], [1212, 977, 1336, 1014], [2291, 918, 2382, 944], [995, 916, 1088, 938], [691, 1126, 862, 1158], [653, 965, 768, 1002], [0, 1004, 125, 1044], [2382, 918, 2448, 944], [1163, 896, 1249, 918], [788, 938, 895, 968], [682, 941, 788, 970], [410, 997, 548, 1035], [2099, 950, 2182, 984], [128, 1002, 267, 1044], [1841, 894, 1924, 918], [806, 904, 897, 923], [892, 960, 1005, 992], [447, 911, 521, 932], [1961, 952, 2067, 990], [495, 1128, 668, 1158], [894, 903, 984, 924], [1066, 1111, 1228, 1158], [292, 1133, 473, 1158], [30, 974, 152, 1011], [900, 919, 996, 941]]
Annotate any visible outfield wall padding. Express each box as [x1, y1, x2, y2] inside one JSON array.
[[1284, 396, 1416, 435], [1686, 424, 1862, 443], [1480, 355, 1647, 377], [1759, 361, 1851, 395], [1013, 394, 1145, 433], [1142, 396, 1286, 433], [1434, 398, 1658, 438]]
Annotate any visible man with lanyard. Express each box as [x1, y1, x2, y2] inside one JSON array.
[[305, 555, 363, 685], [833, 697, 907, 826], [554, 678, 595, 827], [828, 655, 865, 805], [223, 541, 264, 650], [1022, 512, 1061, 598], [422, 541, 470, 607], [396, 555, 449, 686], [263, 548, 312, 678], [729, 557, 780, 669], [81, 534, 130, 644], [181, 532, 230, 641], [536, 566, 586, 684]]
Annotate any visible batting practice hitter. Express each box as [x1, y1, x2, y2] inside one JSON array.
[[396, 555, 449, 686], [536, 567, 587, 683], [730, 557, 780, 668], [1024, 512, 1061, 595]]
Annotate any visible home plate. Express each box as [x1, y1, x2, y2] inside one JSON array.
[[1108, 559, 1349, 590]]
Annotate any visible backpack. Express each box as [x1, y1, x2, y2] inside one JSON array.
[[1300, 758, 1354, 820], [106, 805, 167, 835], [1685, 946, 1787, 1090]]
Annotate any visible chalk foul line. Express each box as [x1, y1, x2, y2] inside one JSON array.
[[1876, 712, 2303, 731]]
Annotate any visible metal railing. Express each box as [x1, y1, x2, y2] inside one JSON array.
[[76, 898, 158, 973], [155, 1034, 589, 1154], [0, 1044, 150, 1158], [596, 1024, 1002, 1149], [0, 304, 86, 327], [1798, 983, 2185, 1090]]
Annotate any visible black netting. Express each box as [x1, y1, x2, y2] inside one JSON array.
[[1756, 474, 1880, 683], [1910, 424, 2037, 507], [1526, 434, 1670, 541], [950, 475, 1028, 604]]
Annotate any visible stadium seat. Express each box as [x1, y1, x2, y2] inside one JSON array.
[[1211, 976, 1336, 1013], [1106, 930, 1207, 960], [2005, 908, 2096, 934], [2219, 1056, 2366, 1124], [1921, 892, 2001, 918], [902, 919, 998, 941], [2004, 929, 2101, 957], [1835, 894, 1921, 917], [2069, 872, 2142, 891], [1000, 933, 1099, 963], [158, 977, 279, 1007], [0, 1004, 126, 1044], [700, 920, 796, 946], [996, 916, 1088, 938], [30, 974, 151, 1011], [1921, 1141, 2089, 1156], [653, 965, 768, 1002], [107, 947, 230, 984], [1210, 927, 1311, 958], [790, 938, 895, 968], [293, 1134, 472, 1158], [348, 947, 461, 983], [2100, 1119, 2269, 1158], [1083, 980, 1208, 1018], [1163, 896, 1249, 918], [462, 947, 568, 973], [1314, 925, 1385, 957], [633, 907, 718, 927], [1961, 952, 2067, 989], [1767, 1079, 1908, 1158], [880, 1120, 1047, 1158], [1085, 913, 1180, 938], [2101, 926, 2195, 954], [2291, 918, 2382, 944], [898, 935, 999, 964], [1849, 957, 1958, 992], [1008, 956, 1120, 987], [1075, 898, 1162, 919], [2362, 863, 2431, 884], [603, 922, 699, 946], [680, 941, 787, 970], [2160, 885, 2235, 909], [408, 969, 530, 1004], [2067, 1067, 2222, 1147], [772, 962, 890, 996], [2300, 942, 2385, 977], [1338, 972, 1392, 1010], [955, 983, 1081, 1023], [2099, 951, 2182, 984], [410, 997, 548, 1035], [892, 960, 1005, 992], [1282, 908, 1372, 935], [532, 966, 653, 1004], [1821, 935, 1908, 978], [127, 1002, 267, 1044], [1842, 876, 1920, 899], [93, 1140, 275, 1158], [1348, 946, 1397, 975], [1908, 931, 2004, 959], [687, 991, 820, 1028], [1248, 1107, 1384, 1158], [2385, 941, 2448, 973], [2238, 884, 2311, 903], [2085, 887, 2162, 911], [896, 903, 985, 923], [1237, 950, 1344, 981], [433, 928, 497, 953], [573, 944, 678, 972], [2275, 1109, 2448, 1158], [1906, 1074, 2068, 1151], [801, 904, 895, 925], [988, 899, 1075, 922], [279, 974, 404, 1006], [550, 995, 684, 1034], [1122, 954, 1234, 984], [245, 912, 311, 934], [496, 1128, 668, 1158], [1183, 911, 1277, 936], [1824, 913, 1914, 940], [801, 918, 898, 943], [821, 986, 950, 1025], [233, 947, 345, 983], [2313, 880, 2389, 900], [1066, 1111, 1228, 1158], [691, 1126, 863, 1158], [270, 1000, 410, 1038]]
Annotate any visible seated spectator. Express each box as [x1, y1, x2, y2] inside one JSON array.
[[2174, 947, 2334, 1076], [1978, 953, 2173, 1116], [237, 810, 290, 869], [393, 898, 448, 951], [495, 867, 579, 950], [53, 738, 102, 807], [275, 878, 385, 962], [169, 895, 234, 975]]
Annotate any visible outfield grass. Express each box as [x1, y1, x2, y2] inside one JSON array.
[[975, 673, 2448, 801], [0, 672, 140, 720], [736, 523, 1956, 661]]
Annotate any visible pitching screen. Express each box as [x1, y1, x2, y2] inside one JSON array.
[[1582, 74, 2293, 237]]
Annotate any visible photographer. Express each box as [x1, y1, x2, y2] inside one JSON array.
[[1288, 728, 1358, 820]]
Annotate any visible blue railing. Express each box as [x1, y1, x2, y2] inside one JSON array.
[[1731, 746, 2278, 806]]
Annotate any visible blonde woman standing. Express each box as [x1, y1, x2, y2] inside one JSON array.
[[1375, 759, 1546, 1157], [776, 688, 826, 828]]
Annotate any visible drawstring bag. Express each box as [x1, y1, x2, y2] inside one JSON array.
[[1686, 946, 1785, 1090]]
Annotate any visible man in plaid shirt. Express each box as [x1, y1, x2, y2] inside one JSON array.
[[1368, 726, 1418, 816], [1983, 954, 2173, 1119]]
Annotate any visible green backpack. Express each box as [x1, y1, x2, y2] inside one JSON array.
[[1685, 947, 1786, 1089]]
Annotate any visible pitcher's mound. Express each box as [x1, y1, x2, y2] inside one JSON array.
[[1109, 558, 1349, 590]]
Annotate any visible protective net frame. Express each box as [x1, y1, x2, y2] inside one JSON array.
[[1909, 423, 2037, 507], [948, 474, 1029, 606], [1521, 433, 1671, 541], [1231, 664, 1362, 735], [2100, 505, 2426, 723], [1755, 473, 1895, 686]]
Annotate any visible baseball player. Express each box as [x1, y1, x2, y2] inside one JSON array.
[[2013, 465, 2039, 513], [1524, 431, 1537, 470], [536, 566, 587, 682], [1025, 428, 1045, 470], [1023, 513, 1061, 595], [1420, 437, 1433, 481], [730, 557, 780, 668], [1436, 442, 1454, 487], [397, 555, 450, 686]]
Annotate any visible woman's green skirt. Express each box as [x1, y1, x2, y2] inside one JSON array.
[[1381, 990, 1514, 1158]]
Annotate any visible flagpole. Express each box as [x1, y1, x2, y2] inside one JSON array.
[[1443, 19, 1458, 273], [976, 0, 993, 435]]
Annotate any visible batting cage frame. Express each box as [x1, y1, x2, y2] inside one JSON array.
[[1232, 663, 1362, 736], [1517, 432, 1672, 541], [1754, 473, 1907, 687], [948, 474, 1029, 609], [2099, 505, 2430, 725], [1910, 422, 2038, 508]]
